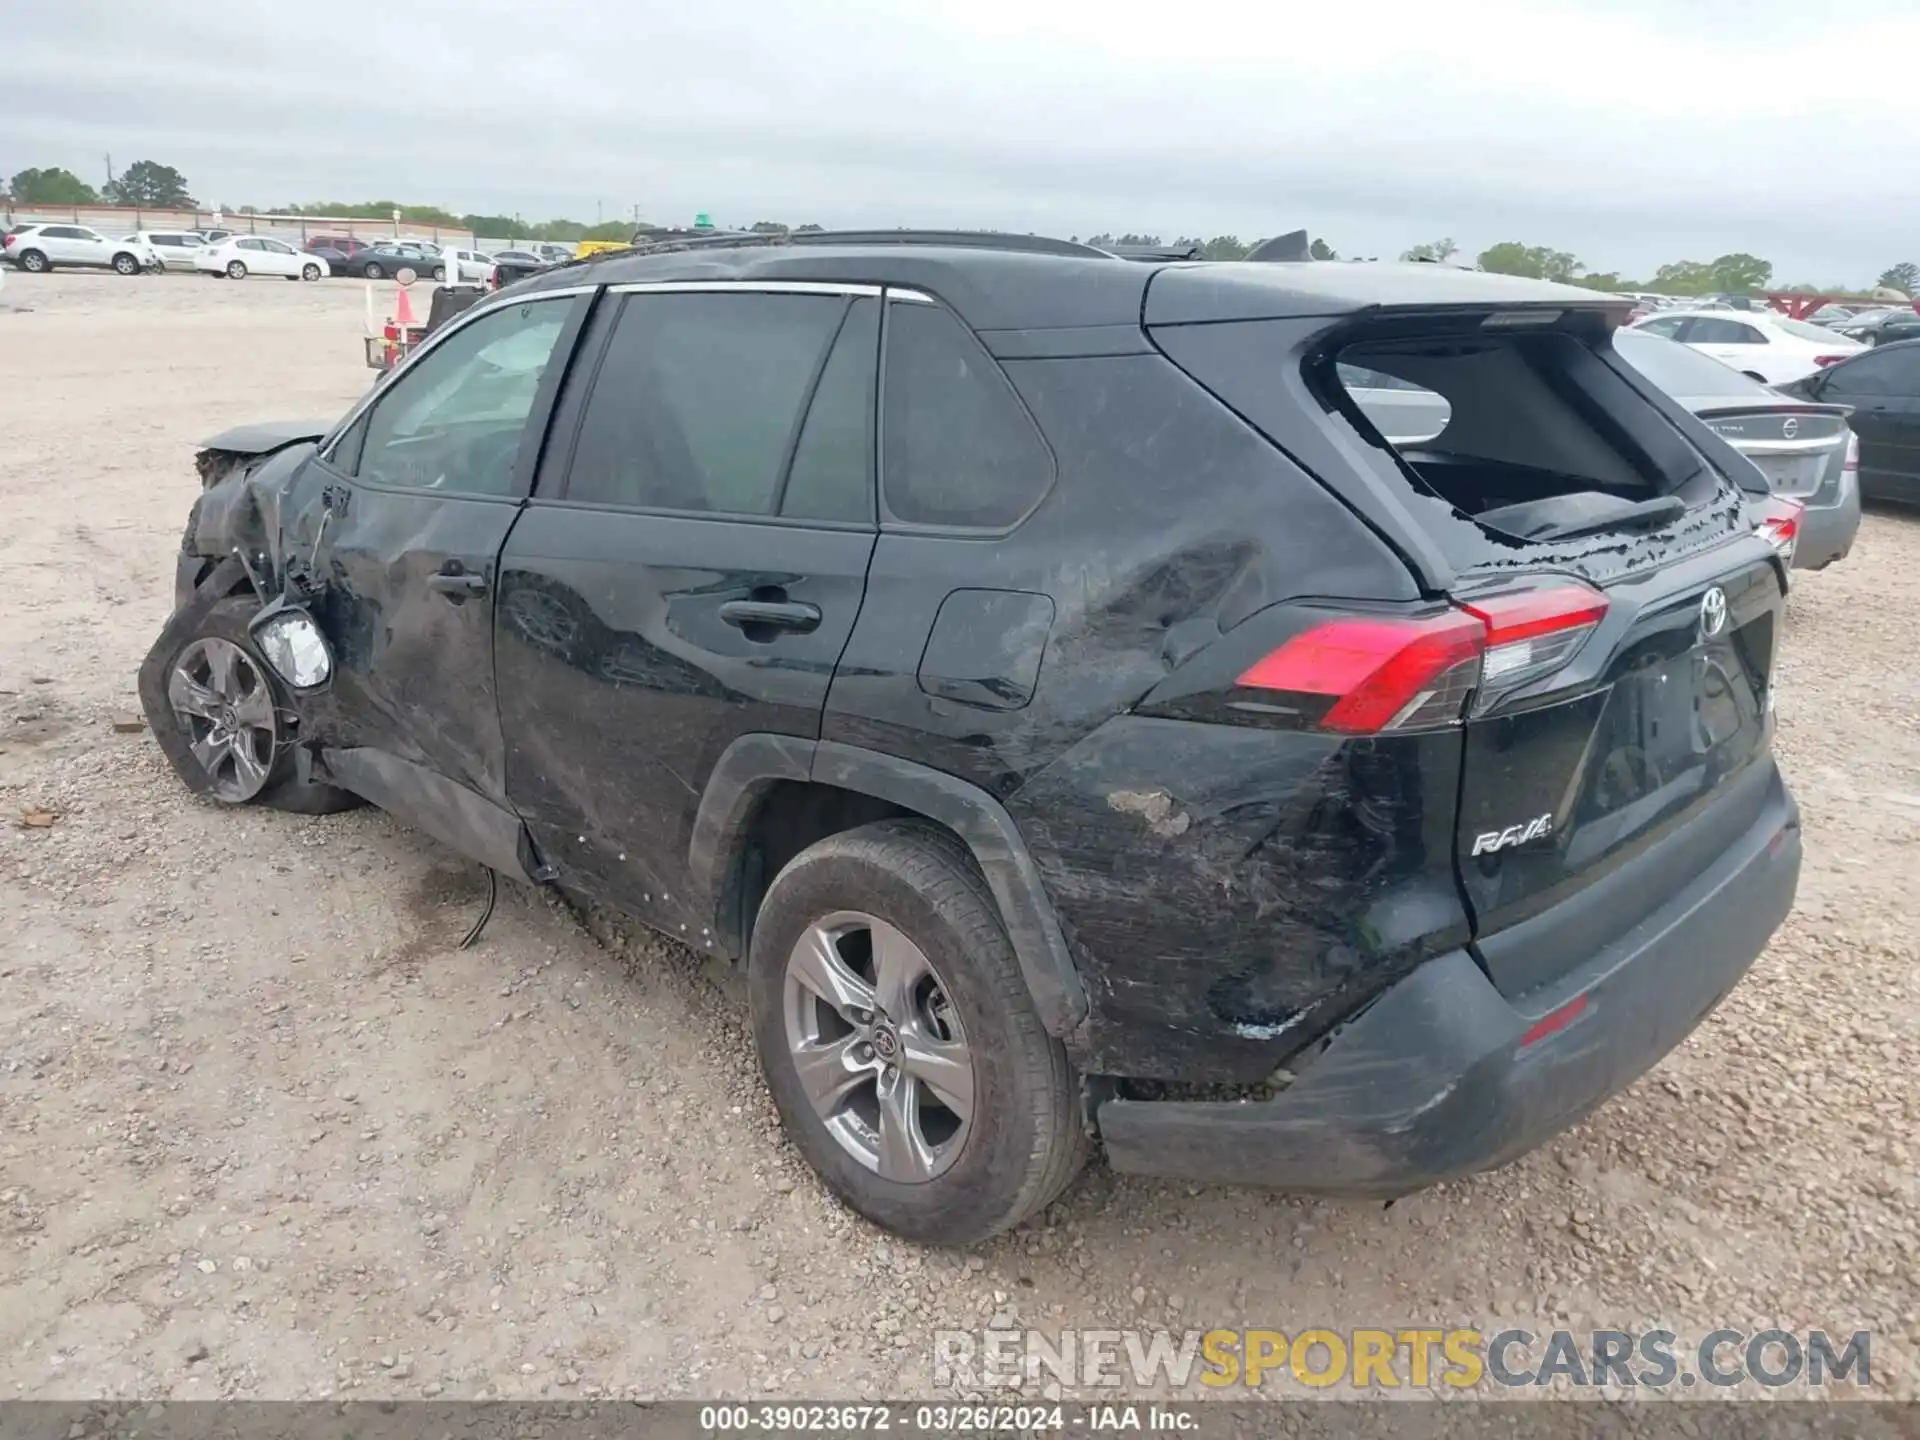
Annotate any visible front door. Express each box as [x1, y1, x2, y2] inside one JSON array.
[[285, 290, 592, 809], [496, 286, 881, 927]]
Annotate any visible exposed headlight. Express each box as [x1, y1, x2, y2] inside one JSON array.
[[255, 610, 333, 689]]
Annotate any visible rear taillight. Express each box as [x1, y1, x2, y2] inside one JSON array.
[[1842, 433, 1859, 472], [1462, 586, 1611, 695], [1236, 583, 1609, 734], [1814, 355, 1849, 367], [1756, 497, 1803, 563]]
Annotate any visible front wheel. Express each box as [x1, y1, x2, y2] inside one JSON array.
[[144, 596, 363, 814], [301, 263, 321, 281], [226, 260, 248, 280], [113, 252, 140, 276], [747, 820, 1088, 1245]]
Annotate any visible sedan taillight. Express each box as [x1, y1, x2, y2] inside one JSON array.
[[1813, 355, 1850, 367], [1756, 497, 1803, 563]]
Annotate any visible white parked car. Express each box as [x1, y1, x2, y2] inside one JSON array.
[[1629, 308, 1864, 384], [195, 236, 331, 282], [440, 247, 495, 282], [2, 222, 160, 275], [123, 230, 207, 270]]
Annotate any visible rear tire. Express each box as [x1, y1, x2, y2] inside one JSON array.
[[145, 596, 364, 815], [18, 249, 49, 273], [363, 261, 385, 279], [430, 266, 446, 282], [748, 820, 1088, 1245], [226, 260, 247, 280]]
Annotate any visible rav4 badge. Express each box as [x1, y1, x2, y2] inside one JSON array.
[[1471, 813, 1555, 856]]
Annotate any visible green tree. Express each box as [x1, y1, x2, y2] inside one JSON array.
[[1875, 261, 1918, 295], [1204, 235, 1250, 260], [748, 220, 787, 233], [793, 223, 825, 233], [1401, 237, 1457, 263], [103, 160, 193, 207], [1707, 252, 1772, 293], [9, 166, 99, 205], [461, 213, 521, 237], [1477, 241, 1581, 282], [580, 220, 630, 242], [1649, 259, 1716, 295], [1309, 237, 1338, 260]]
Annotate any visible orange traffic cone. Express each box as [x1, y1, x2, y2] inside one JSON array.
[[393, 285, 416, 327]]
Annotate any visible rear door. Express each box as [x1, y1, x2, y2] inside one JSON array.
[[495, 283, 880, 926]]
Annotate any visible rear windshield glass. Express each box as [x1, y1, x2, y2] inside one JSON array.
[[1777, 317, 1850, 342], [1612, 328, 1771, 398], [1329, 323, 1720, 551]]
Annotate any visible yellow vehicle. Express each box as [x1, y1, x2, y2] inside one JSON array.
[[573, 239, 632, 259]]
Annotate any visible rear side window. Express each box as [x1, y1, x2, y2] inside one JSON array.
[[1688, 318, 1764, 344], [1826, 349, 1920, 397], [881, 301, 1053, 528], [564, 291, 848, 515]]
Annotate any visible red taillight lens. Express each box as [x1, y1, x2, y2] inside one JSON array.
[[1757, 497, 1803, 562], [1814, 355, 1848, 367], [1236, 583, 1609, 734], [1842, 433, 1859, 472], [1237, 614, 1484, 733]]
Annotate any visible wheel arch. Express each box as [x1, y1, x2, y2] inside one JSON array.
[[690, 736, 1090, 1038]]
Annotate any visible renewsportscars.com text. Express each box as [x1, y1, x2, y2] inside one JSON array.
[[932, 1327, 1872, 1392]]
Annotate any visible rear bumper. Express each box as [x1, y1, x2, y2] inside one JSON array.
[[1795, 471, 1860, 570], [1097, 765, 1800, 1197]]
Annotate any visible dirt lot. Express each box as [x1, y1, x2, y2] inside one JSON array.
[[1, 270, 1916, 1403]]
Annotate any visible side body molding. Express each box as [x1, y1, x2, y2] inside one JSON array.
[[688, 735, 1091, 1038]]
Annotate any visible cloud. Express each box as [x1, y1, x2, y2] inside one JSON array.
[[5, 0, 1917, 282]]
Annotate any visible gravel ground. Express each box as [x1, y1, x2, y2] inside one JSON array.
[[1, 270, 1915, 1404]]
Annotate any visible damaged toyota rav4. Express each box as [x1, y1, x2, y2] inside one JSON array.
[[142, 232, 1802, 1245]]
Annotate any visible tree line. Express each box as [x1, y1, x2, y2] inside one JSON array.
[[6, 162, 1914, 296]]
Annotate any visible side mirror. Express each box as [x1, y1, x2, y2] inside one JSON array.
[[249, 596, 335, 693]]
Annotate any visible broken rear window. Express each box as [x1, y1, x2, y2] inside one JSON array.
[[1329, 321, 1721, 551]]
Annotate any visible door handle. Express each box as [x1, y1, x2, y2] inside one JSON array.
[[427, 566, 488, 602], [719, 599, 821, 635]]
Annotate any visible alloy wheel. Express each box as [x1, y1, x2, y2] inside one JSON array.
[[167, 637, 278, 802], [782, 911, 975, 1183]]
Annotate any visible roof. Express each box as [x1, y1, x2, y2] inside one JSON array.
[[519, 241, 1156, 333], [513, 237, 1628, 334]]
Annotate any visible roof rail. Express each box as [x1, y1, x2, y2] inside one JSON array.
[[619, 227, 1114, 260], [783, 229, 1113, 258]]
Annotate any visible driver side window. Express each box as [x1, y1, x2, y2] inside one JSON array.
[[350, 296, 578, 497]]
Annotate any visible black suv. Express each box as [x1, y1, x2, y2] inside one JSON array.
[[142, 232, 1801, 1244]]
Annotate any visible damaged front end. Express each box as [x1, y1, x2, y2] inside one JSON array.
[[177, 422, 331, 609]]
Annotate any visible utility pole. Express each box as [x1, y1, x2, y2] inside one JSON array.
[[104, 152, 114, 196]]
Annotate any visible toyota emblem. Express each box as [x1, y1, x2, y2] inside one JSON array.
[[1699, 586, 1729, 640], [1781, 417, 1800, 440]]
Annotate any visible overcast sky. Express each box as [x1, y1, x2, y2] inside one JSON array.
[[7, 0, 1917, 284]]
